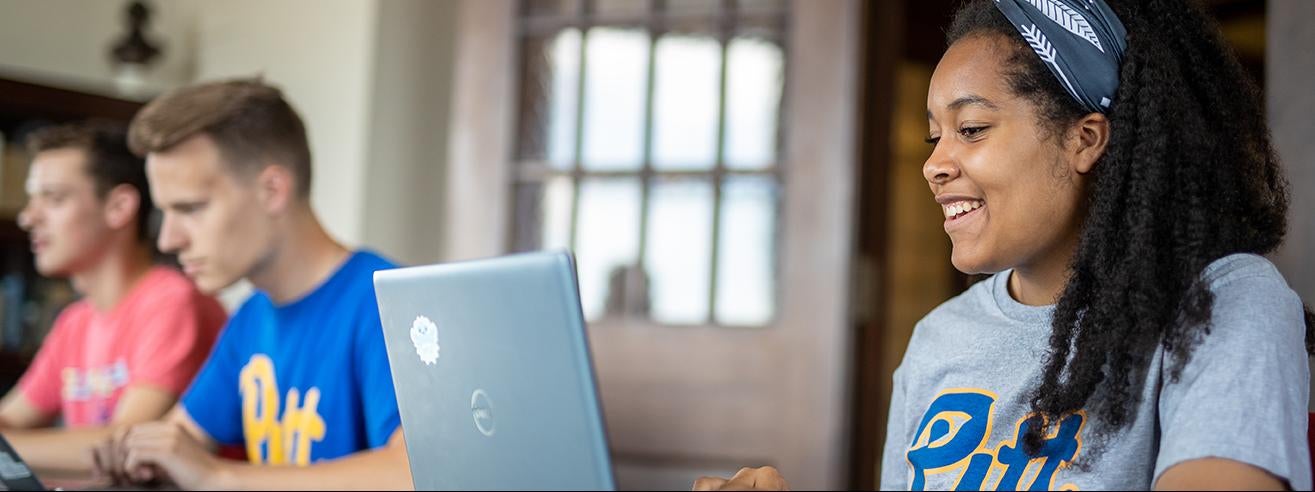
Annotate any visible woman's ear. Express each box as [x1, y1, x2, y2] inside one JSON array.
[[1071, 113, 1110, 175], [103, 184, 141, 231]]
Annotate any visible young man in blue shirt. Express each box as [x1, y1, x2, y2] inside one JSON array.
[[92, 79, 409, 490]]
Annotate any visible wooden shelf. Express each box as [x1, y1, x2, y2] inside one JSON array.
[[0, 217, 22, 242], [0, 76, 143, 127]]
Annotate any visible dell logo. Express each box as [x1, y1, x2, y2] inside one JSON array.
[[471, 389, 496, 437]]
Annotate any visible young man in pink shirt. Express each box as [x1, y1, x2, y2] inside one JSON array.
[[0, 121, 227, 479]]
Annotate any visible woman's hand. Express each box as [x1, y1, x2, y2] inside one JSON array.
[[692, 466, 789, 491]]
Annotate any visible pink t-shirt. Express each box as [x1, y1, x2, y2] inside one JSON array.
[[17, 266, 227, 427]]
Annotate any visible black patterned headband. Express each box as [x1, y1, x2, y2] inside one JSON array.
[[993, 0, 1128, 114]]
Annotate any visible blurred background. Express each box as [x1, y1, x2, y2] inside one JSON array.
[[0, 0, 1309, 489]]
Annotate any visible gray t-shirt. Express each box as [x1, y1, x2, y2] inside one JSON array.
[[880, 253, 1311, 490]]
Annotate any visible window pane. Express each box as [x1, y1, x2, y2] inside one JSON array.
[[723, 36, 783, 170], [651, 33, 721, 171], [511, 183, 545, 252], [517, 29, 581, 169], [542, 177, 575, 250], [523, 0, 581, 17], [644, 179, 713, 324], [510, 177, 573, 253], [512, 0, 788, 329], [575, 178, 642, 320], [665, 0, 720, 15], [581, 28, 650, 171], [715, 176, 778, 325], [594, 0, 649, 16], [737, 0, 786, 15]]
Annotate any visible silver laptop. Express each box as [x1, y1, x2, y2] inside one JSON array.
[[373, 251, 615, 491], [0, 435, 45, 490]]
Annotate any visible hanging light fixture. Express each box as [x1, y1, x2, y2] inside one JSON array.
[[108, 0, 163, 98]]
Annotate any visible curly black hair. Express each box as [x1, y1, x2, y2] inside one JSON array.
[[946, 0, 1315, 455]]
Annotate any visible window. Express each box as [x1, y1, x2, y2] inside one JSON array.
[[510, 0, 787, 327]]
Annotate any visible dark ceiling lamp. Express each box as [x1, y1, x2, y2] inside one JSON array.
[[108, 0, 163, 97]]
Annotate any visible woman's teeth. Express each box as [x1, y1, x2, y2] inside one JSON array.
[[942, 199, 984, 219]]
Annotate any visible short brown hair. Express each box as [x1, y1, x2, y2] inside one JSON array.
[[128, 78, 312, 197], [27, 120, 154, 241]]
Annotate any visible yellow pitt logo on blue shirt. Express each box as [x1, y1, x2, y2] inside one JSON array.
[[239, 354, 326, 465]]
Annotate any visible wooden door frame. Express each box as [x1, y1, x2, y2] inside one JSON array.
[[846, 0, 964, 487], [445, 0, 517, 262], [846, 0, 901, 488], [444, 1, 862, 489]]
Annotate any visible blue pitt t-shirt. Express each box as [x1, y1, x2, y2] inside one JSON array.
[[181, 251, 401, 465]]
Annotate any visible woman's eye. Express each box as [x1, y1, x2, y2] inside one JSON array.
[[924, 136, 941, 146], [959, 126, 988, 138]]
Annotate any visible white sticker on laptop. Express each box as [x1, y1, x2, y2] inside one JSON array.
[[410, 315, 440, 365]]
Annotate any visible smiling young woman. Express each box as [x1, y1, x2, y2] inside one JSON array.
[[694, 0, 1314, 490]]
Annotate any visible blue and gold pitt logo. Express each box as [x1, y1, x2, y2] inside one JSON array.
[[906, 389, 1086, 491], [239, 354, 326, 465]]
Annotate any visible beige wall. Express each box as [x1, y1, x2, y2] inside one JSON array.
[[0, 0, 200, 95], [1268, 0, 1315, 409], [1270, 1, 1315, 316], [361, 0, 457, 265], [192, 0, 380, 248], [0, 0, 456, 269]]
